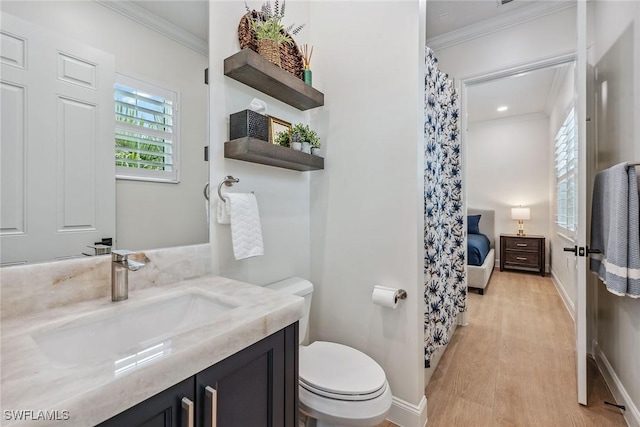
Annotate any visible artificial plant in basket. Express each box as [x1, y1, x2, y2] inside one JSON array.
[[246, 1, 304, 67]]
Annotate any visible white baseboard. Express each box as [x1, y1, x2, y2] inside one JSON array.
[[550, 270, 575, 322], [387, 395, 428, 427], [593, 340, 640, 427]]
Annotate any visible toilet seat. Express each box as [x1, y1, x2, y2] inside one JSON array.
[[299, 341, 387, 402], [299, 380, 393, 427]]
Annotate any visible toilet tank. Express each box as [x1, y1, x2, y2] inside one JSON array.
[[265, 277, 313, 345]]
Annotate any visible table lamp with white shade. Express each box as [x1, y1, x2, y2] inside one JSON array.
[[511, 207, 531, 236]]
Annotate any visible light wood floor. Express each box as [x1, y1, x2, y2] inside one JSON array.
[[421, 270, 626, 427], [377, 270, 626, 427]]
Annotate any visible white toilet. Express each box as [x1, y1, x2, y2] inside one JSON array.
[[266, 277, 392, 427]]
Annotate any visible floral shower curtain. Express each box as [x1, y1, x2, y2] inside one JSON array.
[[423, 47, 466, 367]]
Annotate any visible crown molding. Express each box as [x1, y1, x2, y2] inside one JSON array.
[[462, 50, 576, 85], [94, 0, 207, 56], [427, 1, 576, 52]]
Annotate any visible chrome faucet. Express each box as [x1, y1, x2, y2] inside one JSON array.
[[111, 250, 145, 302]]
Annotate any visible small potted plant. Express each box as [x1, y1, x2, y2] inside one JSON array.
[[290, 123, 319, 154], [309, 133, 321, 156], [290, 136, 302, 151], [290, 123, 306, 151], [248, 1, 304, 67]]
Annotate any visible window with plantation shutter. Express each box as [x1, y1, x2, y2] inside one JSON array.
[[115, 74, 179, 183], [555, 107, 577, 235]]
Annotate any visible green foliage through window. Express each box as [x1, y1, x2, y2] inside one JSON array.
[[114, 77, 178, 182]]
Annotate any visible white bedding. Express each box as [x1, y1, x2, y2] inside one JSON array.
[[467, 208, 495, 294]]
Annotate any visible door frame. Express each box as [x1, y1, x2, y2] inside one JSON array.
[[459, 51, 578, 267], [459, 51, 584, 401]]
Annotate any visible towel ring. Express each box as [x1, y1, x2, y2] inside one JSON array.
[[218, 176, 239, 201]]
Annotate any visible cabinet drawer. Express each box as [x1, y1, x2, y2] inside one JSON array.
[[505, 251, 539, 267], [504, 238, 540, 252]]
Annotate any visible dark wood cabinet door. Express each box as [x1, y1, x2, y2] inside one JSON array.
[[97, 377, 195, 427], [195, 323, 298, 427]]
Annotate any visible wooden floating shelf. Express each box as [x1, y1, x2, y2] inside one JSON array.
[[224, 137, 324, 171], [224, 49, 324, 111]]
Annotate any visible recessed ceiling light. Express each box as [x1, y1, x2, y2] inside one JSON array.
[[497, 106, 509, 112]]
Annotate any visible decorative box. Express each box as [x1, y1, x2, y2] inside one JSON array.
[[229, 110, 269, 142]]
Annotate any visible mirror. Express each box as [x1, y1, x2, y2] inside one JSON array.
[[0, 1, 209, 265]]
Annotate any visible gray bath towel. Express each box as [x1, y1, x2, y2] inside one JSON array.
[[590, 163, 640, 297]]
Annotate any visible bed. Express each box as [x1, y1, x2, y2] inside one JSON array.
[[467, 208, 495, 294]]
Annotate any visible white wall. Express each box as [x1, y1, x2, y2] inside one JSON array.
[[548, 63, 578, 310], [467, 114, 551, 268], [208, 1, 311, 286], [210, 2, 429, 424], [308, 2, 427, 425], [1, 1, 210, 252], [591, 1, 640, 422], [434, 5, 577, 79]]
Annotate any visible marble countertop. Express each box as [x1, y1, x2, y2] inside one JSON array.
[[0, 274, 303, 426]]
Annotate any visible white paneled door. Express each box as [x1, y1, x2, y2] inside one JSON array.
[[0, 14, 115, 265]]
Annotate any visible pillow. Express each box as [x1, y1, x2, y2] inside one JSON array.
[[468, 215, 481, 235]]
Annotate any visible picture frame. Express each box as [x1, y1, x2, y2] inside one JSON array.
[[268, 116, 292, 145]]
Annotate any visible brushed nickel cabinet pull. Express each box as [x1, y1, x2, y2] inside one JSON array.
[[205, 386, 218, 427], [516, 243, 528, 247], [516, 257, 527, 261], [181, 397, 194, 427]]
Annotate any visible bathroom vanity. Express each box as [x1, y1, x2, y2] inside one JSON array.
[[98, 323, 298, 427], [0, 246, 303, 427]]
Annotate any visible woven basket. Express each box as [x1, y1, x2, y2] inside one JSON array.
[[238, 12, 304, 79], [258, 39, 281, 67]]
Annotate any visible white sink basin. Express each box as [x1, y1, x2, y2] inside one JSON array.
[[33, 293, 235, 369]]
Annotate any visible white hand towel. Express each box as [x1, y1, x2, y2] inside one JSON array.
[[226, 193, 264, 260], [216, 196, 231, 224]]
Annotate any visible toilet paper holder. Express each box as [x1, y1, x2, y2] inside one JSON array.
[[372, 285, 408, 309]]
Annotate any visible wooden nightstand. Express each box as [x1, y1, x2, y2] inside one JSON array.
[[500, 234, 546, 276]]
